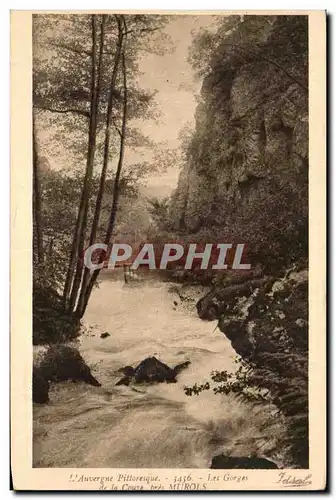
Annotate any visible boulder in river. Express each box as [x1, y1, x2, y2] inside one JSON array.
[[210, 454, 278, 469], [115, 376, 131, 386], [33, 345, 101, 403], [173, 361, 191, 375], [116, 357, 190, 386]]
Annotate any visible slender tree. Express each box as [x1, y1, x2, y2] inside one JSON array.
[[67, 15, 108, 311], [75, 15, 125, 315], [78, 28, 129, 317], [64, 15, 105, 310]]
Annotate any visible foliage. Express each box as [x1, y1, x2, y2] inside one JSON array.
[[185, 357, 272, 403], [33, 161, 156, 288], [147, 197, 171, 231], [33, 283, 80, 345], [189, 15, 308, 87], [33, 14, 170, 166], [214, 175, 308, 273], [184, 352, 308, 468]]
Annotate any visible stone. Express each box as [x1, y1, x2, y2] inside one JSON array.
[[134, 357, 176, 383], [115, 376, 130, 386], [173, 361, 191, 375], [210, 454, 278, 469], [37, 345, 101, 387], [115, 357, 191, 386]]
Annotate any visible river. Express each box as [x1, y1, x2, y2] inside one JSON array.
[[33, 275, 285, 468]]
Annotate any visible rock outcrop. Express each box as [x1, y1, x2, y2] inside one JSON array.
[[213, 269, 308, 361], [116, 357, 191, 386], [37, 345, 101, 386], [33, 345, 101, 403], [198, 267, 308, 468], [170, 16, 308, 271], [210, 454, 278, 469]]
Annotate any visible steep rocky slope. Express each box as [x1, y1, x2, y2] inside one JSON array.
[[196, 266, 308, 468], [171, 16, 308, 271]]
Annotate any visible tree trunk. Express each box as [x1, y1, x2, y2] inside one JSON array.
[[75, 16, 124, 316], [33, 116, 44, 264], [62, 14, 102, 311], [78, 43, 128, 318], [68, 15, 108, 312]]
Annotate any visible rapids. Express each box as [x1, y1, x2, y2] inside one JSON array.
[[33, 275, 285, 468]]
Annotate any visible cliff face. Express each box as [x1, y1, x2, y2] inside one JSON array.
[[171, 16, 308, 269]]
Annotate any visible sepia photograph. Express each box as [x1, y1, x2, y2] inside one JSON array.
[[10, 10, 326, 491]]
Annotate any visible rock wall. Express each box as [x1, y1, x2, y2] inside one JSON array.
[[171, 16, 308, 269], [197, 266, 309, 467], [171, 17, 309, 467]]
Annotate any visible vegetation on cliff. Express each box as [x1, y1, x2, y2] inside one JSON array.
[[170, 15, 308, 273]]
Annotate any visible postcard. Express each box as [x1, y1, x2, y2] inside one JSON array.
[[10, 10, 326, 491]]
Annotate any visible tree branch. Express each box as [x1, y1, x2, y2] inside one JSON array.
[[47, 42, 92, 57], [126, 26, 161, 35], [217, 40, 307, 93], [257, 54, 307, 93], [68, 14, 107, 313], [75, 14, 125, 317], [111, 117, 122, 137], [35, 104, 90, 118]]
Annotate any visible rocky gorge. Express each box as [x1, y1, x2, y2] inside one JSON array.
[[32, 15, 309, 471]]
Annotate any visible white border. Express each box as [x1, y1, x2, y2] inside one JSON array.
[[4, 3, 331, 497]]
